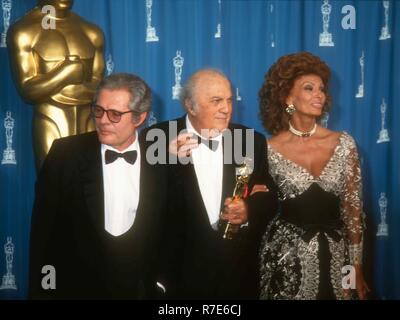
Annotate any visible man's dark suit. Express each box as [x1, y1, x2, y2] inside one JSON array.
[[145, 116, 278, 299], [29, 131, 167, 299]]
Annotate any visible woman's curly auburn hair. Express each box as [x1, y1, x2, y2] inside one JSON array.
[[258, 52, 332, 135]]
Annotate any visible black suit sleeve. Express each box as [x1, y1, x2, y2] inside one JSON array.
[[155, 163, 187, 299], [245, 136, 279, 244], [143, 124, 185, 299], [28, 139, 64, 299]]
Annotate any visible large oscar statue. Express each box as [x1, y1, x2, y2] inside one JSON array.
[[7, 0, 105, 170]]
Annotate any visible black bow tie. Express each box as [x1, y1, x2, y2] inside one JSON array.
[[105, 149, 137, 165], [194, 135, 219, 152]]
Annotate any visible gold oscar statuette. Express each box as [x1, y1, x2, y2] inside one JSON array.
[[218, 158, 252, 240]]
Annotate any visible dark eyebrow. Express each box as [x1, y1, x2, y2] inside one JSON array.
[[94, 104, 129, 113]]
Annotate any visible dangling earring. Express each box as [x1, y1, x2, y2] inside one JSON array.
[[285, 104, 296, 115]]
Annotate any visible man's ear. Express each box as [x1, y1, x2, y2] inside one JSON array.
[[134, 112, 148, 127], [186, 100, 196, 115]]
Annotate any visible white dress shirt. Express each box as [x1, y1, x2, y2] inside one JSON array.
[[186, 116, 223, 228], [101, 136, 140, 237]]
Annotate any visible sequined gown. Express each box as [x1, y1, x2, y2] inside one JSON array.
[[260, 132, 364, 300]]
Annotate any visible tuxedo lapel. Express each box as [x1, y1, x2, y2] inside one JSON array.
[[177, 116, 237, 224], [175, 116, 197, 193], [136, 134, 154, 227], [220, 128, 236, 212], [175, 115, 187, 138], [175, 116, 211, 225], [136, 136, 146, 221], [78, 132, 150, 238], [79, 132, 105, 236]]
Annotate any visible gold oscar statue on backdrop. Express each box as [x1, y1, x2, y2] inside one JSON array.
[[7, 0, 105, 170]]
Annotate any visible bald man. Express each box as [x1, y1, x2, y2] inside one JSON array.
[[145, 69, 278, 299]]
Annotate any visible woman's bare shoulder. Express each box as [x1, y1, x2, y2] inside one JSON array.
[[317, 126, 342, 142]]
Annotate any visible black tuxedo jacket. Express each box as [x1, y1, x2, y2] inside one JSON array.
[[144, 116, 278, 299], [29, 131, 167, 299]]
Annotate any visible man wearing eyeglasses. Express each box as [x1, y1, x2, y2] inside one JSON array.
[[29, 73, 167, 299]]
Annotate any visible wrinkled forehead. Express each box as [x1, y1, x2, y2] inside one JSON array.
[[193, 74, 232, 99]]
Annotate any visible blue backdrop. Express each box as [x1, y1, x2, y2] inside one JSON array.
[[0, 0, 398, 299]]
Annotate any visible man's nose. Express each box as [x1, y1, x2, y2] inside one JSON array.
[[219, 100, 231, 113], [98, 111, 111, 124]]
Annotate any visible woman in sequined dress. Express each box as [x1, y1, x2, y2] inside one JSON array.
[[258, 52, 369, 300]]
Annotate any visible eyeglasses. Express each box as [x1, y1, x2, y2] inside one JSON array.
[[91, 104, 136, 123]]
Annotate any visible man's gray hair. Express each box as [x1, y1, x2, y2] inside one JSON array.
[[94, 73, 152, 114], [179, 68, 231, 111]]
